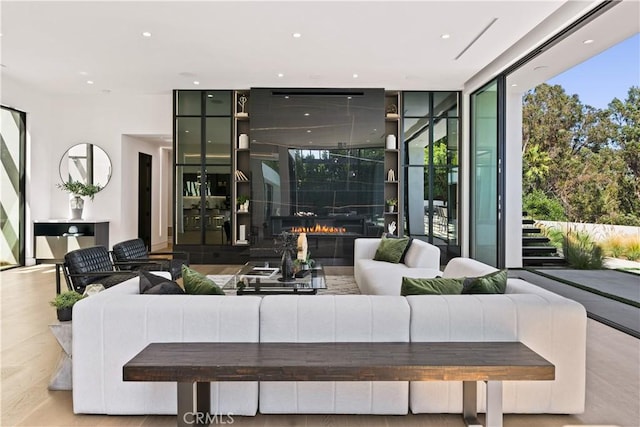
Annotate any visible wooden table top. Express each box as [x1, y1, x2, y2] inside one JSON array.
[[123, 342, 555, 383]]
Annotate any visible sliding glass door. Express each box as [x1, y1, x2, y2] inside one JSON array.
[[470, 79, 505, 267], [1, 106, 26, 269]]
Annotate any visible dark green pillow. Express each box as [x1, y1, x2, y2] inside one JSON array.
[[182, 265, 225, 295], [384, 233, 413, 263], [374, 236, 411, 264], [401, 277, 464, 296], [462, 269, 508, 294]]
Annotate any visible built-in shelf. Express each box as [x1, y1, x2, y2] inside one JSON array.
[[384, 90, 401, 236], [233, 90, 252, 246], [34, 220, 109, 263]]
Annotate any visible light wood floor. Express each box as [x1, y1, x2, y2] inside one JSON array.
[[1, 264, 639, 427]]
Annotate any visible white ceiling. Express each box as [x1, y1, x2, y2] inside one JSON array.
[[0, 0, 591, 96]]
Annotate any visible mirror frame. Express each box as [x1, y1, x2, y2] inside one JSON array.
[[59, 143, 112, 189]]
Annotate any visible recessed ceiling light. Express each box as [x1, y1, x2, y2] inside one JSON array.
[[352, 73, 359, 78], [304, 113, 310, 116], [277, 73, 284, 78], [185, 130, 190, 133], [193, 81, 200, 85], [583, 39, 594, 44], [307, 130, 312, 133], [284, 96, 290, 99], [207, 94, 213, 98], [142, 31, 152, 37], [440, 34, 451, 39], [347, 96, 352, 100], [86, 80, 94, 85], [533, 65, 548, 71], [511, 83, 518, 87], [292, 32, 302, 38]]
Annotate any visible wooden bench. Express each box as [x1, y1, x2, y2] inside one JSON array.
[[123, 342, 554, 427]]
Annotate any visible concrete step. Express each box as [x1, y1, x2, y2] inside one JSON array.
[[522, 246, 558, 255], [522, 256, 566, 266], [522, 218, 535, 225], [523, 236, 551, 244], [523, 227, 542, 234]]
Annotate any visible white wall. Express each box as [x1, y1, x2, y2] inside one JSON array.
[[1, 75, 171, 262], [505, 90, 524, 268]]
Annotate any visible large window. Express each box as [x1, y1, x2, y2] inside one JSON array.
[[0, 106, 26, 269], [403, 91, 460, 261], [470, 80, 505, 267]]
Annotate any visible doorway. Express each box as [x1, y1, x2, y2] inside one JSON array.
[[138, 153, 152, 250]]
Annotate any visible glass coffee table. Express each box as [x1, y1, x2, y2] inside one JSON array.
[[224, 261, 326, 295]]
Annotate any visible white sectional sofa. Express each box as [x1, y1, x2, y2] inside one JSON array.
[[354, 237, 442, 295], [72, 256, 586, 416]]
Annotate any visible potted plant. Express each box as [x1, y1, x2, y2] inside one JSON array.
[[57, 180, 102, 219], [236, 195, 249, 212], [386, 198, 398, 212], [50, 291, 85, 322]]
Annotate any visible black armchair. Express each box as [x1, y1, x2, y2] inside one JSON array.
[[111, 238, 189, 279], [61, 246, 137, 293]]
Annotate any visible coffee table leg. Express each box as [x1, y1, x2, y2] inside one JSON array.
[[485, 381, 503, 427]]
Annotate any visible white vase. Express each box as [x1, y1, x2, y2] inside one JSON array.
[[388, 205, 395, 213], [386, 134, 396, 150], [239, 224, 246, 241], [70, 196, 84, 220], [239, 134, 249, 149]]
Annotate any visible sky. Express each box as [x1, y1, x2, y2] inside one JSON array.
[[547, 33, 640, 110]]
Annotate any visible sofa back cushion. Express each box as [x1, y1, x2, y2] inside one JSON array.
[[442, 257, 498, 278], [403, 239, 441, 269], [259, 295, 410, 414]]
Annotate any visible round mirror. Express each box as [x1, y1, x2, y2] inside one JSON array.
[[59, 143, 112, 189]]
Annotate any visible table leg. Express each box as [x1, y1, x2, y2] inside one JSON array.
[[485, 381, 503, 427], [196, 382, 211, 420], [463, 381, 482, 427], [177, 382, 194, 427], [177, 382, 211, 427]]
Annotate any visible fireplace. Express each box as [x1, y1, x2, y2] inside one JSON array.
[[271, 216, 366, 236], [249, 215, 377, 264]]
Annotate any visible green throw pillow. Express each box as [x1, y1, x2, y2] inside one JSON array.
[[374, 236, 411, 264], [462, 269, 508, 294], [401, 277, 464, 296], [182, 265, 225, 295]]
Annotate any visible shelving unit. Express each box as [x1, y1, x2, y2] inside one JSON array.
[[233, 90, 251, 245], [384, 91, 401, 236]]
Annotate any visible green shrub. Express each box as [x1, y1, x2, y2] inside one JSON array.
[[563, 230, 604, 269], [50, 291, 85, 309], [523, 190, 567, 221], [626, 240, 640, 261], [539, 224, 565, 249]]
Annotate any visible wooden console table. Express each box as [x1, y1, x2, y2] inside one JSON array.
[[123, 341, 554, 427]]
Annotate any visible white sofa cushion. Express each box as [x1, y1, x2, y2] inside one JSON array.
[[259, 295, 410, 414], [73, 275, 261, 416]]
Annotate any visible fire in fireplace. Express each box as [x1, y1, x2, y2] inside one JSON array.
[[291, 224, 347, 234]]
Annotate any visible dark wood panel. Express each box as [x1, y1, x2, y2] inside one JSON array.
[[123, 342, 554, 383]]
